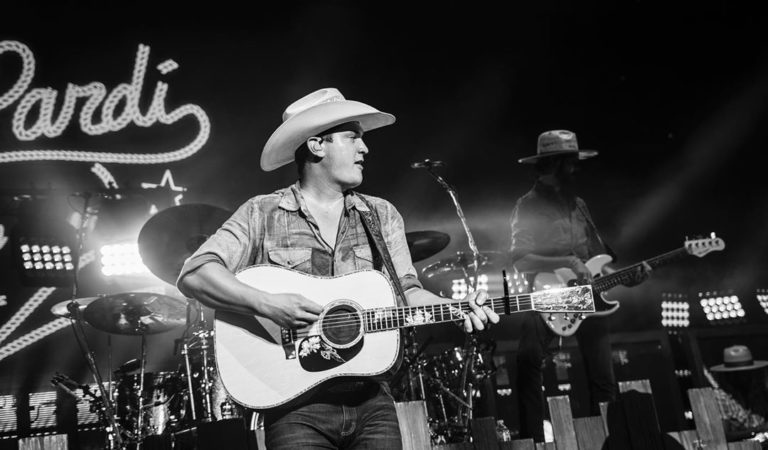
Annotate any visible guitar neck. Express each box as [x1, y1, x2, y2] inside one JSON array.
[[363, 294, 533, 333], [593, 247, 689, 292]]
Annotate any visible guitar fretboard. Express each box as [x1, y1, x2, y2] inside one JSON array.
[[593, 247, 688, 292], [362, 285, 594, 332], [363, 295, 532, 332]]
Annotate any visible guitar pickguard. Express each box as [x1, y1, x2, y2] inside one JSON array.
[[297, 336, 364, 372]]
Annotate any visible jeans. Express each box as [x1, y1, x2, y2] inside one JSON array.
[[515, 311, 617, 442], [263, 384, 403, 449]]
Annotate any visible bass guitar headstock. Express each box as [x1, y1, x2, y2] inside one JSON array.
[[685, 233, 725, 258]]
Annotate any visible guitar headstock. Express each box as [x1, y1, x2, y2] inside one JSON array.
[[531, 285, 595, 313], [684, 233, 726, 258]]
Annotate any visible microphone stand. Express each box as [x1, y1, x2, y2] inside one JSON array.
[[66, 192, 124, 449], [417, 163, 482, 436]]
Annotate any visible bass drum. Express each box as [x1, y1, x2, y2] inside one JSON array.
[[115, 371, 185, 437]]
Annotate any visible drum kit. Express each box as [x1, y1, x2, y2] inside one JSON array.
[[50, 204, 243, 449]]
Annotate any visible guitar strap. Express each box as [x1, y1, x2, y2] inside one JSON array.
[[355, 193, 409, 307], [575, 201, 617, 262]]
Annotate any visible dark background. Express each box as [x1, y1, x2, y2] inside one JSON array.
[[1, 0, 767, 437]]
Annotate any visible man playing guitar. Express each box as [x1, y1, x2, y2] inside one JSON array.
[[509, 130, 649, 442], [177, 88, 499, 449]]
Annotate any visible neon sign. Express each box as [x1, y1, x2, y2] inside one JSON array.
[[0, 40, 210, 164]]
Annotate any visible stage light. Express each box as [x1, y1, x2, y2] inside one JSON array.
[[506, 271, 529, 294], [698, 290, 745, 324], [99, 242, 150, 277], [0, 394, 16, 433], [28, 390, 57, 430], [11, 198, 79, 287], [661, 293, 690, 328], [756, 289, 768, 315], [450, 274, 489, 300]]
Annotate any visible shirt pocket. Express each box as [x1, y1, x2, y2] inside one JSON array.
[[267, 247, 312, 272], [352, 244, 374, 271]]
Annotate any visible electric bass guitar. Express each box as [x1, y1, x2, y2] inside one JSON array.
[[533, 235, 725, 337], [214, 265, 595, 410]]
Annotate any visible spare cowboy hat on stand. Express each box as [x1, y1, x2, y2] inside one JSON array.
[[710, 345, 768, 372]]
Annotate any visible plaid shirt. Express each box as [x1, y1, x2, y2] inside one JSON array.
[[177, 181, 421, 297]]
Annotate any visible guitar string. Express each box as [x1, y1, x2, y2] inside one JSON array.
[[290, 298, 590, 332], [309, 287, 597, 330], [312, 297, 537, 327], [308, 294, 591, 328]]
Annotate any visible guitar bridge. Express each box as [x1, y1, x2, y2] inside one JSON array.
[[281, 328, 297, 360]]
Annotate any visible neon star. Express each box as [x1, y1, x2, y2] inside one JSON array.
[[141, 169, 186, 206]]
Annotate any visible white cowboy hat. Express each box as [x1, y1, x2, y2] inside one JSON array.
[[261, 88, 395, 171], [518, 129, 599, 164], [710, 345, 768, 372]]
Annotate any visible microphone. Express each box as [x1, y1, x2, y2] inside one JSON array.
[[51, 373, 82, 398], [410, 159, 444, 169]]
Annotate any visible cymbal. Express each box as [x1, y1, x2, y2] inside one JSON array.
[[422, 251, 507, 279], [138, 203, 232, 285], [406, 231, 450, 262], [83, 292, 187, 335], [50, 297, 101, 318]]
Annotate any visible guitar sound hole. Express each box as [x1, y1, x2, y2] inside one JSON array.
[[322, 304, 361, 347]]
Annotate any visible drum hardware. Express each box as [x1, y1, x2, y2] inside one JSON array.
[[134, 203, 239, 426], [75, 292, 187, 448], [176, 299, 243, 425]]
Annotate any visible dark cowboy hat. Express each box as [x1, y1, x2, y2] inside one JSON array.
[[518, 129, 599, 164]]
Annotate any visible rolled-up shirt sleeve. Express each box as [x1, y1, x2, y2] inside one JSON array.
[[509, 200, 536, 264], [176, 200, 257, 296], [382, 201, 422, 293]]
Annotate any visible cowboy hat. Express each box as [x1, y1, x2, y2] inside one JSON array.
[[518, 129, 599, 164], [710, 345, 768, 372], [261, 88, 395, 171]]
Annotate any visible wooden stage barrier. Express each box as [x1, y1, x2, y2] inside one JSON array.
[[395, 379, 762, 450]]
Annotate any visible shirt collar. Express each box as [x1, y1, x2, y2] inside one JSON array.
[[279, 181, 370, 214], [278, 181, 303, 212]]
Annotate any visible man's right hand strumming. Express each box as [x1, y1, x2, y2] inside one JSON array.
[[259, 293, 323, 329]]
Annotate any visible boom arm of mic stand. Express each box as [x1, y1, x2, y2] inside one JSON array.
[[424, 167, 481, 288]]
